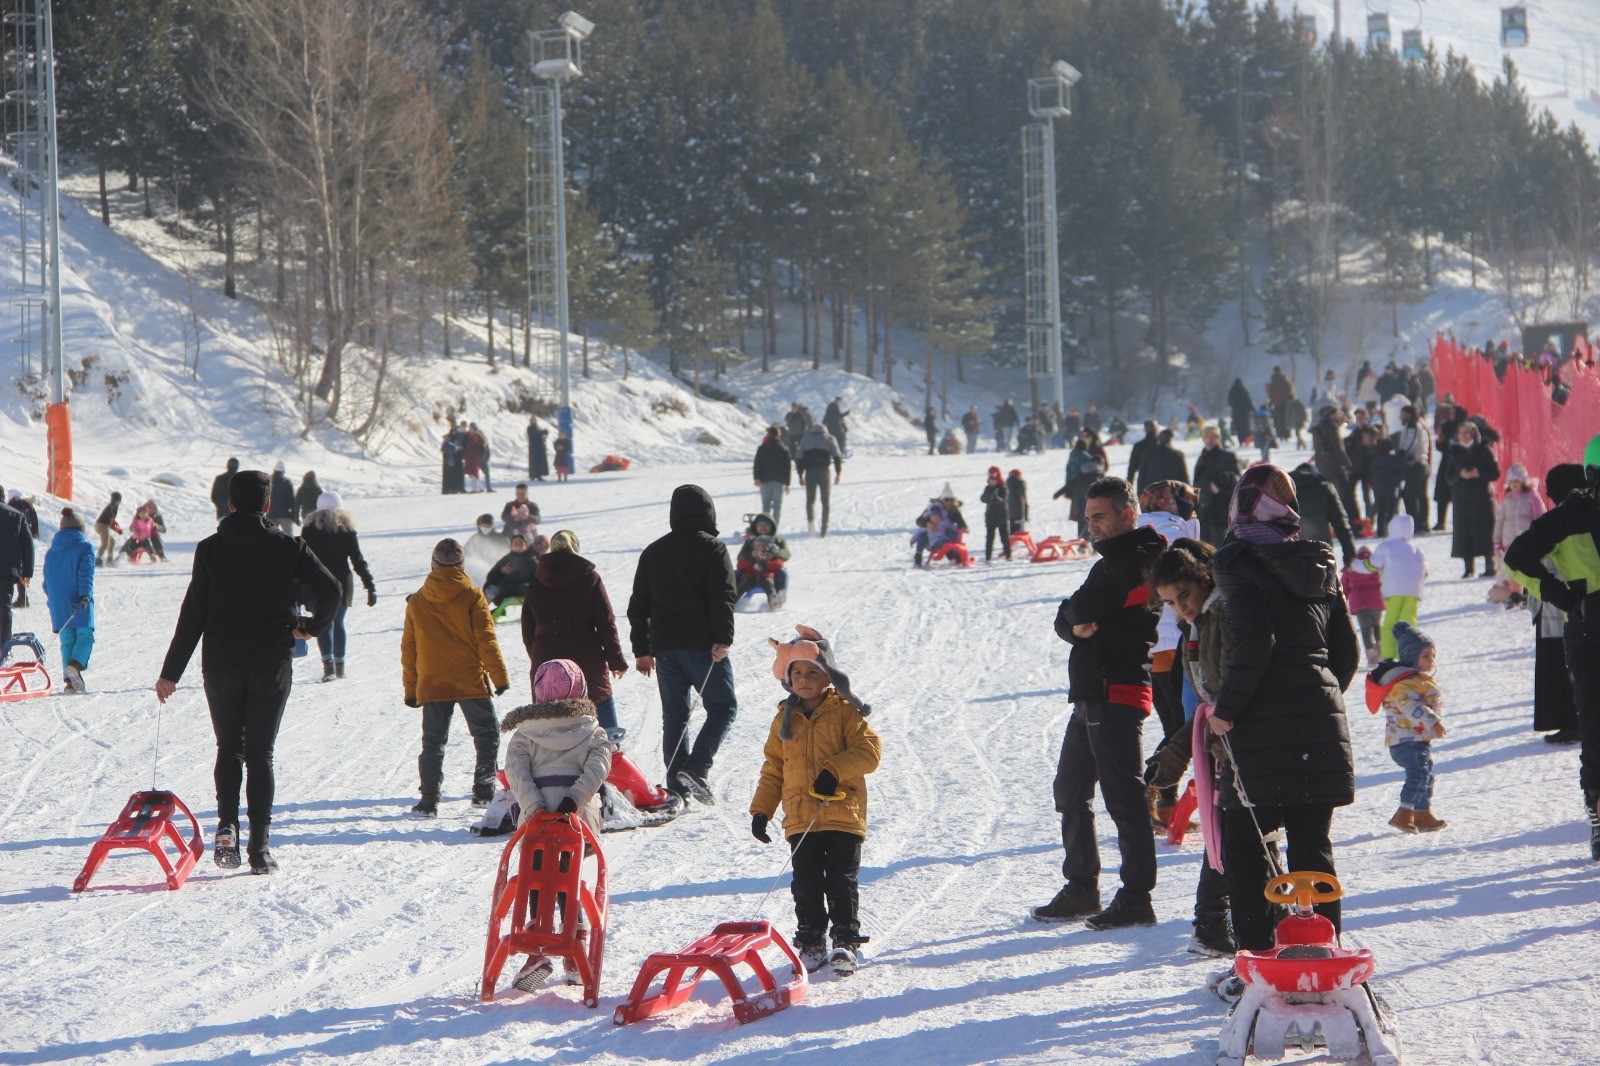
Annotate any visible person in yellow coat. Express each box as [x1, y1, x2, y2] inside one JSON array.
[[750, 624, 880, 976], [402, 537, 511, 817]]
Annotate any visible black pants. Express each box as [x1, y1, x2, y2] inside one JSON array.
[[984, 518, 1012, 561], [1054, 701, 1156, 904], [1224, 801, 1338, 951], [804, 473, 832, 532], [204, 663, 293, 835], [418, 698, 500, 797], [1563, 641, 1600, 798], [0, 577, 14, 644], [1402, 461, 1430, 526], [1150, 666, 1185, 807], [1374, 488, 1399, 538], [790, 829, 862, 945], [1195, 808, 1231, 920]]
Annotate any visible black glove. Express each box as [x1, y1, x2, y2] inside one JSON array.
[[1142, 753, 1162, 788], [495, 685, 509, 697], [812, 769, 839, 797], [74, 597, 90, 612], [366, 588, 377, 607], [1542, 577, 1577, 613], [404, 698, 419, 709], [555, 796, 578, 815], [751, 813, 771, 843]]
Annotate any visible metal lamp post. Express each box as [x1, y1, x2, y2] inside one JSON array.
[[530, 10, 593, 467], [1023, 60, 1081, 420]]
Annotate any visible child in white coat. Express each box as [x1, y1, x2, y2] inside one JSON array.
[[499, 658, 615, 990], [1359, 513, 1429, 661]]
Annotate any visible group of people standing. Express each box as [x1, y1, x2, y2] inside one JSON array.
[[440, 417, 573, 496], [755, 408, 846, 536]]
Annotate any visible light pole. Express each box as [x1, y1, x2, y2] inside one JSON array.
[[531, 10, 592, 466], [1023, 60, 1080, 420]]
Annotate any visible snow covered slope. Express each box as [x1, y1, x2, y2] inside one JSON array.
[[0, 434, 1594, 1065]]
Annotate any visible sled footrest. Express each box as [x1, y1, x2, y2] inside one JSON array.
[[72, 790, 203, 892], [613, 920, 807, 1026]]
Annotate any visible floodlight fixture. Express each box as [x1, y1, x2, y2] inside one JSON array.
[[1050, 60, 1082, 86], [559, 11, 594, 41]]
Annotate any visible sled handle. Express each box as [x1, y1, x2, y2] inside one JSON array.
[[1264, 871, 1343, 909], [809, 788, 848, 803]]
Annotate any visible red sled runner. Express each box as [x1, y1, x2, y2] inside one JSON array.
[[72, 790, 204, 892], [0, 634, 52, 702], [613, 919, 808, 1027]]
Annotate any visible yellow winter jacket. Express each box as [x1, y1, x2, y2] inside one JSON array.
[[401, 567, 510, 704], [750, 689, 881, 839]]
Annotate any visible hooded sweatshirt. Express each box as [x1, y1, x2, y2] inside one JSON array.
[[626, 485, 737, 657], [1359, 513, 1428, 599]]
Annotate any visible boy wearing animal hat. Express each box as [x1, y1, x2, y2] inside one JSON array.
[[750, 624, 880, 977]]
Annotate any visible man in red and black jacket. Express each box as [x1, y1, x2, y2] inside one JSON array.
[[1035, 476, 1164, 930]]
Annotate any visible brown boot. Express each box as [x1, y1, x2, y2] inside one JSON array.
[[1146, 787, 1167, 832], [1411, 809, 1447, 832], [1388, 808, 1417, 833]]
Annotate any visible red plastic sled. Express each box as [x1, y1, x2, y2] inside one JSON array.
[[613, 919, 807, 1026], [0, 634, 51, 702], [927, 530, 972, 567], [1164, 779, 1199, 846], [72, 790, 203, 892], [481, 813, 608, 1007], [1030, 536, 1092, 563], [607, 749, 679, 812], [1008, 531, 1037, 558]]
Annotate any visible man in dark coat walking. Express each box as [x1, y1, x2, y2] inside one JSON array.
[[1136, 429, 1189, 490], [1034, 476, 1164, 930], [156, 470, 339, 875], [1193, 426, 1241, 545], [627, 485, 738, 805], [1126, 421, 1159, 483], [797, 423, 844, 536], [752, 425, 794, 529], [0, 492, 34, 644], [211, 458, 239, 520]]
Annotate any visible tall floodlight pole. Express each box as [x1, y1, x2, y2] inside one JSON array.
[[531, 11, 593, 467], [1023, 61, 1081, 419]]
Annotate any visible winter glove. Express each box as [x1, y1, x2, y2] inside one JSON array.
[[555, 796, 578, 815], [1542, 577, 1578, 613], [812, 769, 839, 797], [1146, 742, 1191, 790], [495, 685, 509, 697], [74, 597, 90, 613], [366, 588, 377, 607], [404, 697, 419, 709], [751, 814, 771, 843]]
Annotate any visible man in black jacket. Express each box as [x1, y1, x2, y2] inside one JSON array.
[[1035, 476, 1164, 930], [156, 470, 339, 875], [1193, 426, 1241, 545], [1137, 429, 1190, 490], [752, 425, 793, 529], [0, 491, 33, 643], [628, 485, 738, 805], [211, 458, 239, 520], [1290, 462, 1357, 566]]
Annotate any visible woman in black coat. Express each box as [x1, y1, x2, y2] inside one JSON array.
[[1446, 421, 1500, 577], [527, 417, 550, 481], [299, 492, 377, 681], [1208, 464, 1359, 952]]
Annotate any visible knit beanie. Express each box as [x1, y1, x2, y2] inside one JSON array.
[[431, 537, 465, 568], [768, 624, 871, 739], [987, 466, 1002, 483], [1393, 620, 1435, 668], [60, 507, 83, 530], [317, 491, 343, 512], [1504, 462, 1529, 487], [548, 529, 579, 553], [533, 659, 587, 702]]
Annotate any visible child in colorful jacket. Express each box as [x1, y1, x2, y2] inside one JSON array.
[[1368, 621, 1445, 833], [909, 501, 960, 568], [751, 624, 880, 976], [1358, 513, 1428, 660], [1341, 547, 1386, 661]]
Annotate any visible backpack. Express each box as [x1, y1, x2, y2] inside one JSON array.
[[1364, 662, 1419, 715]]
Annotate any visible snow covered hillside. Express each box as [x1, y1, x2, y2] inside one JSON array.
[[1, 432, 1594, 1065]]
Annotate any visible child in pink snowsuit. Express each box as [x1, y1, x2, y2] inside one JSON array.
[[1341, 548, 1386, 662]]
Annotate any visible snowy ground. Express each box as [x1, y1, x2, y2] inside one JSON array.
[[1, 434, 1595, 1066]]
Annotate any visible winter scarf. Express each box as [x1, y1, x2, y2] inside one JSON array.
[[1228, 463, 1301, 545]]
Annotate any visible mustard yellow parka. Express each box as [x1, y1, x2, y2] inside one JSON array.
[[750, 689, 881, 839]]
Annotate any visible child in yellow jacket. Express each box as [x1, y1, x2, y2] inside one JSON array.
[[751, 624, 880, 976], [1375, 620, 1446, 833]]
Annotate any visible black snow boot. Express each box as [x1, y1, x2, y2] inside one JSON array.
[[1031, 885, 1100, 923], [913, 548, 924, 569], [1190, 914, 1237, 957], [472, 783, 496, 808], [411, 793, 439, 817], [213, 824, 241, 869], [794, 933, 828, 974], [248, 825, 276, 874], [1587, 791, 1600, 862], [1085, 891, 1157, 931]]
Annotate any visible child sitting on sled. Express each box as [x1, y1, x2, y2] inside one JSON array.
[[910, 500, 961, 568], [751, 625, 880, 976], [1368, 621, 1446, 834], [500, 659, 616, 991], [737, 513, 791, 608]]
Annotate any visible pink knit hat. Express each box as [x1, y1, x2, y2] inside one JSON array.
[[533, 659, 587, 702]]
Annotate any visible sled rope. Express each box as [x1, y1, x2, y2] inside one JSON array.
[[1220, 733, 1286, 881], [753, 807, 823, 918], [152, 696, 165, 792]]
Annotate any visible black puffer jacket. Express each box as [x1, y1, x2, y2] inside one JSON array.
[[1193, 446, 1241, 524], [627, 485, 737, 656], [753, 435, 793, 485], [1290, 463, 1356, 564], [1211, 539, 1358, 809], [160, 512, 339, 681], [1054, 525, 1164, 710]]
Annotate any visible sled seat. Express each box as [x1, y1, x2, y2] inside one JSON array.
[[72, 790, 203, 892], [1030, 535, 1076, 562], [614, 919, 807, 1026], [927, 531, 972, 567], [481, 813, 608, 1007]]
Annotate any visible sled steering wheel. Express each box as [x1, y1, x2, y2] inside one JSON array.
[[1264, 871, 1344, 909]]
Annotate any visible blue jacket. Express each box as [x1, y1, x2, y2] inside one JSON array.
[[43, 527, 95, 631]]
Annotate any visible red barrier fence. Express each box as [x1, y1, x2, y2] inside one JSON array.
[[1430, 334, 1600, 502]]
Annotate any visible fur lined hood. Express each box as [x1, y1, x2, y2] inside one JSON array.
[[304, 507, 356, 533], [500, 698, 596, 732]]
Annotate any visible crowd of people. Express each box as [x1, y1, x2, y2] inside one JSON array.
[[439, 415, 572, 495]]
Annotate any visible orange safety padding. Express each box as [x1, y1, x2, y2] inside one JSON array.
[[1430, 335, 1600, 506], [45, 402, 72, 501]]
